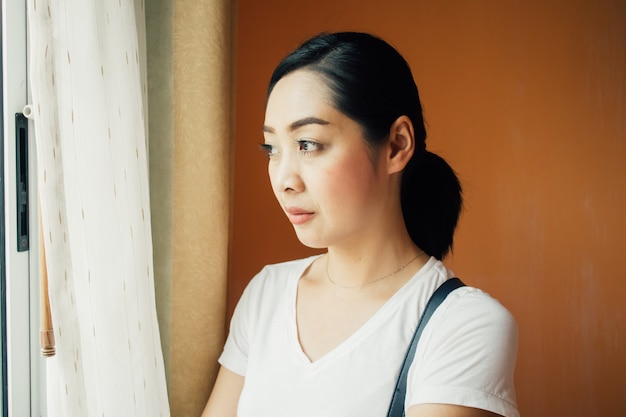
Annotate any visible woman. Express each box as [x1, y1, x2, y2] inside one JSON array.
[[202, 32, 519, 417]]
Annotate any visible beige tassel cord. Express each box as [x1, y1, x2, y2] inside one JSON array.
[[39, 209, 55, 357]]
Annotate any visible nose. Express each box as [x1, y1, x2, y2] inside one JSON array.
[[269, 152, 304, 194]]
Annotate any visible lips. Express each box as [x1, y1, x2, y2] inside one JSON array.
[[284, 207, 315, 225]]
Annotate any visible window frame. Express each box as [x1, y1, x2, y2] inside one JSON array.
[[2, 0, 45, 415]]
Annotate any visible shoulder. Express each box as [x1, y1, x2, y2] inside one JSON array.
[[413, 260, 517, 335], [413, 282, 519, 380], [222, 256, 320, 357], [238, 255, 321, 304], [258, 255, 320, 277], [246, 256, 320, 288], [435, 285, 518, 337], [407, 283, 519, 415]]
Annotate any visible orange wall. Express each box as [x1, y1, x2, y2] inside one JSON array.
[[230, 1, 626, 416]]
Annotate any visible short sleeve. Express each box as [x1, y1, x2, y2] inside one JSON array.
[[406, 287, 520, 417], [218, 268, 268, 376]]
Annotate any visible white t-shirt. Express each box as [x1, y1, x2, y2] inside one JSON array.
[[219, 256, 519, 417]]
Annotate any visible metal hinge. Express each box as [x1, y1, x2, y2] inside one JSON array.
[[15, 113, 29, 252]]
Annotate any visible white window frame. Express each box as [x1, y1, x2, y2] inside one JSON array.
[[2, 0, 45, 415]]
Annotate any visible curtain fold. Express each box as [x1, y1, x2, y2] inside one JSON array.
[[166, 1, 235, 415], [27, 1, 169, 415], [145, 1, 235, 414]]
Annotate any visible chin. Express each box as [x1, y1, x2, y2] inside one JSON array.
[[293, 230, 327, 250]]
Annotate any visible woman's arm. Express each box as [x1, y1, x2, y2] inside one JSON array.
[[200, 366, 245, 417], [407, 404, 501, 417]]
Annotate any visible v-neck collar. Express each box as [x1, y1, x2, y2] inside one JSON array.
[[286, 255, 438, 369]]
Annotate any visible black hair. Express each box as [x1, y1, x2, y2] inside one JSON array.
[[268, 32, 462, 259]]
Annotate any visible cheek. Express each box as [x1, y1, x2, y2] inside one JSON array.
[[318, 156, 379, 207]]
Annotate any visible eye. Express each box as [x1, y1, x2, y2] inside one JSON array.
[[259, 143, 278, 158], [297, 139, 322, 155]]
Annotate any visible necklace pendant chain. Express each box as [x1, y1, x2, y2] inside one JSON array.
[[326, 251, 424, 289]]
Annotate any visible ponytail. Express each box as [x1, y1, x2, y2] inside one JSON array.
[[401, 151, 463, 260]]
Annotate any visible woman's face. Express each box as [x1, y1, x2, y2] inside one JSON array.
[[262, 70, 395, 249]]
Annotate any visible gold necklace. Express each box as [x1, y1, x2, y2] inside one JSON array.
[[325, 251, 424, 289]]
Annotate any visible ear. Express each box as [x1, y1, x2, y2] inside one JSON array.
[[385, 115, 415, 174]]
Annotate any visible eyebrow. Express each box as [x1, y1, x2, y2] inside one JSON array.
[[263, 117, 330, 134]]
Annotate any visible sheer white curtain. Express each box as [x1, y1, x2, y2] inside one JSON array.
[[26, 1, 169, 416]]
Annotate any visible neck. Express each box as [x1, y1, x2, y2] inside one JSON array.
[[324, 236, 425, 289]]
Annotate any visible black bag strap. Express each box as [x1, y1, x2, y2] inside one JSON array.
[[386, 277, 465, 417]]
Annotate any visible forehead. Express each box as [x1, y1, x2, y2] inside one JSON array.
[[264, 70, 336, 128]]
